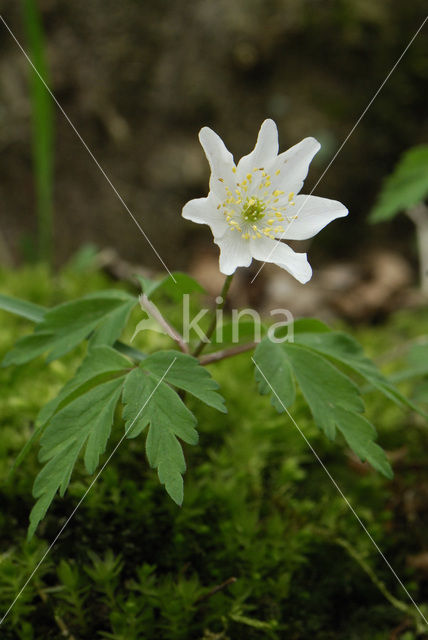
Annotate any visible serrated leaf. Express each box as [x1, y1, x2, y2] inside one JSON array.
[[28, 441, 80, 540], [255, 342, 391, 477], [283, 343, 364, 439], [370, 145, 428, 223], [334, 408, 393, 478], [3, 291, 134, 366], [122, 367, 198, 505], [29, 376, 125, 538], [253, 338, 295, 412], [38, 377, 124, 470], [36, 346, 132, 427], [40, 291, 133, 335], [142, 351, 226, 413], [295, 330, 427, 417], [295, 331, 384, 382]]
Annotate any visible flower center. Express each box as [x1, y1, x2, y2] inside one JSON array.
[[241, 197, 266, 223], [217, 168, 297, 241]]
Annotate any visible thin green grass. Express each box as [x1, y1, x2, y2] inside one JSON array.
[[21, 0, 54, 265]]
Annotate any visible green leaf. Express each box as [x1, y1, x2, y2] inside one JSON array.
[[8, 422, 46, 480], [36, 346, 132, 427], [12, 347, 131, 478], [142, 351, 226, 413], [293, 318, 331, 334], [135, 275, 163, 299], [122, 367, 198, 505], [255, 342, 391, 477], [211, 319, 266, 346], [334, 408, 393, 478], [369, 145, 428, 222], [0, 293, 45, 323], [389, 342, 428, 383], [136, 272, 204, 301], [253, 338, 295, 412], [90, 299, 136, 347], [2, 331, 56, 367], [2, 291, 134, 366], [295, 330, 427, 417], [295, 331, 384, 383], [29, 376, 125, 538], [28, 441, 80, 540], [113, 341, 146, 362], [283, 344, 364, 440]]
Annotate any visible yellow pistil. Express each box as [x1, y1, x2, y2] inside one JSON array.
[[219, 173, 294, 242]]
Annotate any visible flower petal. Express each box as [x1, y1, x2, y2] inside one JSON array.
[[280, 195, 348, 240], [249, 237, 312, 283], [199, 127, 236, 198], [214, 231, 253, 275], [268, 137, 321, 195], [182, 197, 229, 237], [236, 119, 279, 180]]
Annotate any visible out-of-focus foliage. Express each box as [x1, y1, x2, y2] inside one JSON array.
[[370, 145, 428, 222], [21, 0, 54, 264], [1, 0, 427, 265]]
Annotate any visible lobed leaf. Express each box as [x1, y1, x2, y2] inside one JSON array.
[[122, 367, 198, 505], [283, 343, 364, 440], [29, 376, 125, 538], [253, 341, 391, 477], [142, 350, 226, 413], [334, 408, 393, 478], [2, 291, 135, 366], [253, 338, 295, 412], [36, 346, 132, 427], [294, 330, 427, 417]]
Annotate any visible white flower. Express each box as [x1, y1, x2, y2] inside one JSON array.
[[182, 119, 348, 283]]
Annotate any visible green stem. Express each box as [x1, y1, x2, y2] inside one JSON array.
[[21, 0, 54, 266], [334, 537, 411, 616], [192, 274, 234, 357]]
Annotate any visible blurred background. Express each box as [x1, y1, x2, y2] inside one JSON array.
[[0, 0, 427, 315]]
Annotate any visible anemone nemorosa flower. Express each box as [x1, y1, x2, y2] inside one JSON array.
[[182, 119, 348, 283]]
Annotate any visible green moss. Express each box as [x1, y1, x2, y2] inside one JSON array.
[[0, 265, 427, 638]]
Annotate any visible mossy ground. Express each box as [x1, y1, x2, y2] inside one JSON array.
[[0, 261, 428, 639]]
